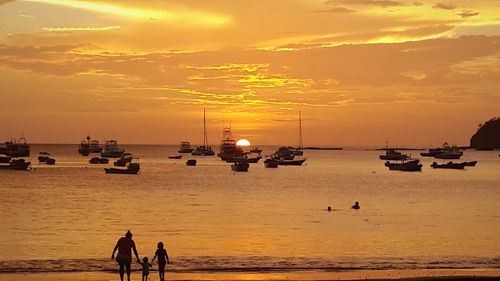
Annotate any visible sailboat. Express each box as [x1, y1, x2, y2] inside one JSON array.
[[293, 111, 304, 156], [192, 108, 215, 156]]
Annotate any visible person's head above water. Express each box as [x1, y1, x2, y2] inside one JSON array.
[[143, 257, 148, 262], [125, 230, 133, 238], [157, 242, 164, 249]]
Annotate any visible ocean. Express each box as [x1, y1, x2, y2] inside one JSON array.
[[0, 144, 499, 273]]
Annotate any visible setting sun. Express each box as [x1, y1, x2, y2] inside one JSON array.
[[236, 139, 251, 146]]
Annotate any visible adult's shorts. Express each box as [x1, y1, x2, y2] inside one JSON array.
[[116, 254, 132, 265]]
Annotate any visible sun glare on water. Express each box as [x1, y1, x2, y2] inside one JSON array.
[[236, 139, 251, 146]]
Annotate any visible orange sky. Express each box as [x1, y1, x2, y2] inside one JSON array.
[[0, 0, 499, 147]]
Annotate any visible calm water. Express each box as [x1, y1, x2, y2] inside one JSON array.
[[0, 145, 499, 273]]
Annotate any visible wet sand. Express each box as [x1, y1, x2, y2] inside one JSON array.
[[0, 269, 499, 281]]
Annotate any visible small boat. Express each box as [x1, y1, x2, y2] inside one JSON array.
[[433, 143, 463, 159], [186, 159, 197, 166], [264, 158, 279, 168], [38, 152, 51, 162], [384, 159, 422, 171], [431, 161, 466, 169], [0, 156, 12, 163], [231, 161, 249, 172], [178, 141, 194, 153], [0, 159, 31, 171], [379, 149, 410, 160], [89, 157, 109, 164], [101, 140, 125, 158], [250, 147, 262, 154], [78, 136, 91, 156], [278, 158, 306, 166], [45, 158, 56, 165], [89, 139, 103, 153], [105, 163, 140, 174], [114, 153, 133, 166], [168, 155, 182, 159], [226, 155, 262, 163]]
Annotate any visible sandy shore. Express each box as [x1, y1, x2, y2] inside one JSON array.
[[0, 269, 499, 281]]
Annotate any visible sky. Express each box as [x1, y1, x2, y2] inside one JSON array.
[[0, 0, 499, 147]]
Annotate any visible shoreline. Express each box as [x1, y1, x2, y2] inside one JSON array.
[[0, 269, 499, 281]]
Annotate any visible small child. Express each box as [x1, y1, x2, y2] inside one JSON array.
[[152, 242, 170, 281], [138, 256, 152, 281]]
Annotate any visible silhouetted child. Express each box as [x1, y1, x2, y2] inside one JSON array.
[[351, 201, 360, 210], [138, 256, 152, 281], [152, 242, 170, 281]]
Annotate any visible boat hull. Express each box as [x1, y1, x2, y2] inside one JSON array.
[[231, 162, 249, 172], [278, 159, 306, 166]]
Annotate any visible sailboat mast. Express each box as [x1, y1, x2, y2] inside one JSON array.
[[203, 108, 207, 147], [299, 111, 303, 149]]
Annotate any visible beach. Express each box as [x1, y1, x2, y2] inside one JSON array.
[[1, 269, 499, 281]]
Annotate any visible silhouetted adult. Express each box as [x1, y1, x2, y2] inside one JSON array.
[[111, 230, 140, 281]]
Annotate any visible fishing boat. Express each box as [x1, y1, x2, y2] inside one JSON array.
[[379, 149, 410, 160], [105, 163, 140, 174], [264, 158, 279, 168], [168, 155, 182, 159], [273, 147, 297, 160], [191, 108, 215, 156], [0, 138, 30, 157], [114, 154, 133, 166], [226, 155, 262, 163], [433, 143, 463, 159], [463, 161, 478, 167], [278, 158, 306, 166], [45, 158, 56, 165], [231, 161, 249, 172], [89, 139, 103, 153], [431, 161, 466, 169], [384, 159, 422, 171], [186, 159, 197, 166], [218, 125, 244, 161], [89, 157, 109, 164], [0, 159, 31, 171], [420, 148, 444, 157], [101, 140, 125, 158], [38, 152, 51, 162], [178, 141, 194, 153], [78, 136, 91, 156]]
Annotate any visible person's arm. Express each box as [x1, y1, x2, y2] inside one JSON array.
[[152, 252, 158, 263], [132, 241, 140, 262], [111, 241, 119, 259], [166, 250, 170, 264]]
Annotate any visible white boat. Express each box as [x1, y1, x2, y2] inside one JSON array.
[[434, 143, 463, 159], [101, 140, 125, 158], [89, 139, 103, 153], [218, 126, 243, 161], [178, 141, 194, 153]]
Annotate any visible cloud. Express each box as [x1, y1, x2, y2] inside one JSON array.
[[457, 10, 480, 18], [22, 0, 232, 26], [432, 3, 456, 10], [41, 26, 121, 32], [316, 7, 355, 13], [325, 0, 419, 7]]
